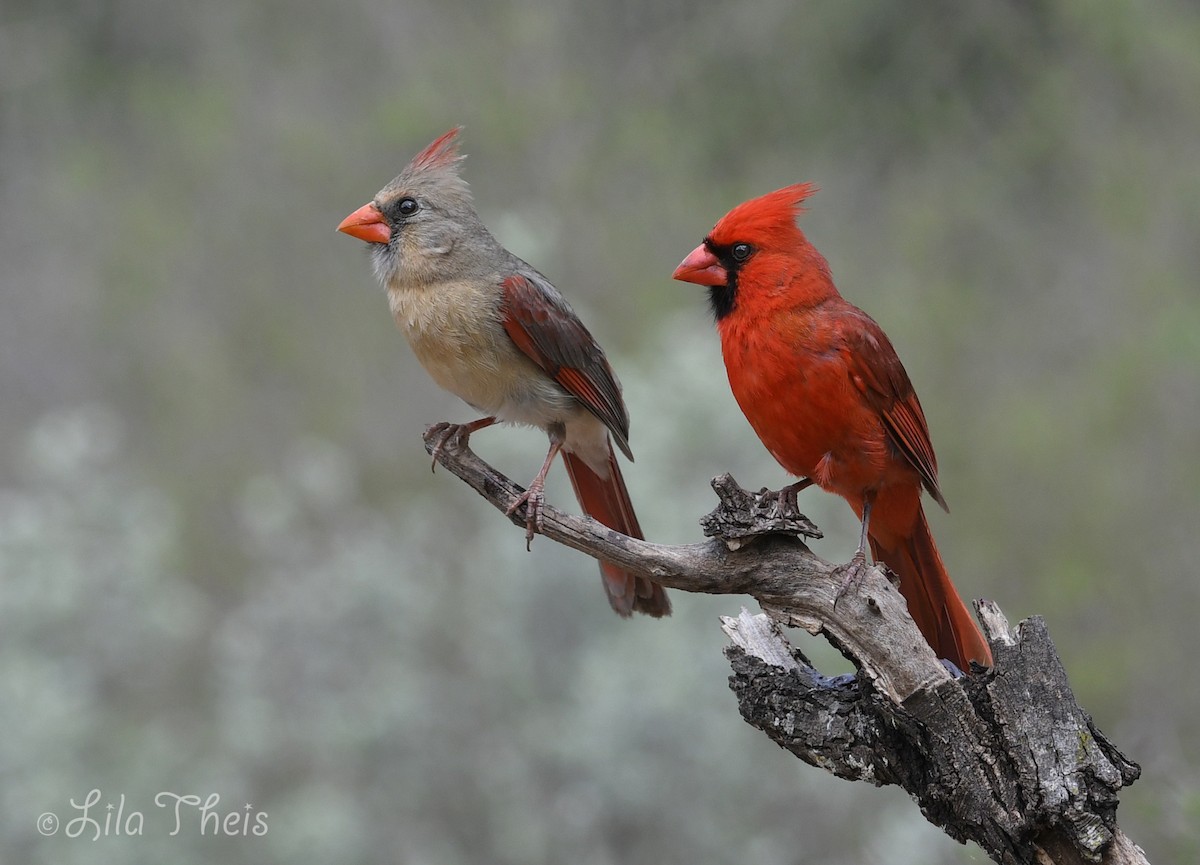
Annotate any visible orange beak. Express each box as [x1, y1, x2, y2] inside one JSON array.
[[672, 244, 728, 287], [337, 202, 391, 244]]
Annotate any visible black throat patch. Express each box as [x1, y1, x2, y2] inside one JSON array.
[[707, 283, 737, 321], [705, 242, 741, 321]]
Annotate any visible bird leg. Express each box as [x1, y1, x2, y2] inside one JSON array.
[[506, 429, 565, 549], [833, 495, 873, 606], [771, 477, 814, 519], [426, 416, 497, 471]]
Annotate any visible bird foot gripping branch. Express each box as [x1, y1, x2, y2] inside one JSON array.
[[700, 476, 888, 614], [426, 418, 497, 472], [699, 474, 823, 551], [427, 418, 557, 549]]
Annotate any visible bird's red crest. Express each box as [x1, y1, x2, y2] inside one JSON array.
[[711, 182, 819, 247], [408, 127, 466, 174]]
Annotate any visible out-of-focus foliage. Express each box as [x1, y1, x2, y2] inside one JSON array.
[[2, 0, 1198, 862]]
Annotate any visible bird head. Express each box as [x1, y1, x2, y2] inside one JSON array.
[[338, 127, 494, 287], [672, 183, 830, 320]]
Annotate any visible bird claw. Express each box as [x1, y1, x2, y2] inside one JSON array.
[[506, 486, 545, 550], [771, 487, 798, 520], [832, 551, 869, 608], [763, 478, 813, 520], [425, 417, 498, 472], [425, 421, 480, 472]]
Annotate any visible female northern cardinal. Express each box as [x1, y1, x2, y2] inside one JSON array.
[[338, 128, 668, 617], [672, 184, 990, 668]]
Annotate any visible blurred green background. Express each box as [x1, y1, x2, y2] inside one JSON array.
[[2, 1, 1198, 862]]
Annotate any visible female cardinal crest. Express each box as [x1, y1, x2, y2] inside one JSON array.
[[407, 126, 466, 174]]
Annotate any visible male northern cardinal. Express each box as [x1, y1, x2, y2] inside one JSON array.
[[673, 184, 990, 668], [337, 128, 668, 618]]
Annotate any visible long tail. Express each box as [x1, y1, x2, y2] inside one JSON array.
[[869, 504, 991, 669], [562, 447, 671, 618]]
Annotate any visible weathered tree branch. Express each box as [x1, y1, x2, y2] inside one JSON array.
[[423, 427, 1146, 865]]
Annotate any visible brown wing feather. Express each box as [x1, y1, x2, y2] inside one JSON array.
[[843, 311, 947, 510], [501, 273, 633, 460]]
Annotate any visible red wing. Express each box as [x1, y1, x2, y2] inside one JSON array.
[[843, 314, 947, 510], [501, 273, 633, 460]]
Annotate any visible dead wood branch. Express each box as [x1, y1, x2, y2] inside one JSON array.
[[422, 427, 1145, 865]]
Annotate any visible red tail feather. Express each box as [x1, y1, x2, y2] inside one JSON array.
[[869, 506, 991, 669], [562, 448, 670, 618]]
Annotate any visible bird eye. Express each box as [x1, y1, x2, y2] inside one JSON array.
[[397, 197, 420, 217], [731, 242, 753, 262]]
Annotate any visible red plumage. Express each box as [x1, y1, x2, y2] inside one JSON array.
[[408, 126, 466, 173], [674, 185, 990, 669]]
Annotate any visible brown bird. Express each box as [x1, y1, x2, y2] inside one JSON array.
[[337, 128, 669, 617]]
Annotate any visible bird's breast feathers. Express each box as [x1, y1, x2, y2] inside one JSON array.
[[387, 279, 576, 426], [720, 313, 889, 491]]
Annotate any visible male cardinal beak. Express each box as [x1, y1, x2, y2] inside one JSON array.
[[672, 244, 728, 287], [337, 202, 392, 244]]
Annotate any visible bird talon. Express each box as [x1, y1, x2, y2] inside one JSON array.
[[506, 487, 545, 550], [764, 478, 812, 520], [426, 418, 497, 472], [426, 422, 462, 472], [832, 552, 869, 608], [772, 488, 797, 519]]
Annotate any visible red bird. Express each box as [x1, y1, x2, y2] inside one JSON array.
[[338, 128, 668, 618], [673, 184, 990, 668]]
